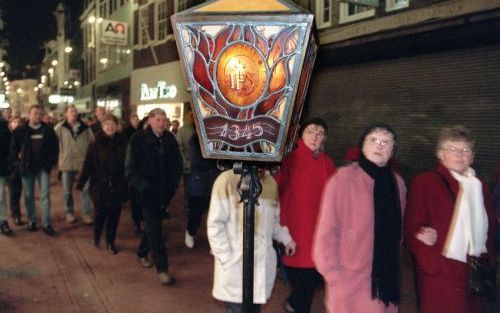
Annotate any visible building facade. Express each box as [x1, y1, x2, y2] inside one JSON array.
[[80, 0, 133, 118], [303, 0, 500, 181], [130, 0, 199, 124]]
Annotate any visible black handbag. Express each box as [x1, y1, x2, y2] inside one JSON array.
[[469, 256, 495, 296]]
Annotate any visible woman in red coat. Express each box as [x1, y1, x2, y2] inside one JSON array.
[[274, 117, 336, 313], [404, 125, 495, 313]]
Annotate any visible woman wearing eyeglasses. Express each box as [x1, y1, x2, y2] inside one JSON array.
[[403, 125, 495, 313], [313, 123, 406, 313]]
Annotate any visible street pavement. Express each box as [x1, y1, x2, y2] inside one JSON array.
[[0, 174, 497, 312]]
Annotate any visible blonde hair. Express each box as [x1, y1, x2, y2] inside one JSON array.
[[436, 125, 475, 152]]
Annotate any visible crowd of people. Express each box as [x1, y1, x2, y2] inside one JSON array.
[[0, 104, 498, 313]]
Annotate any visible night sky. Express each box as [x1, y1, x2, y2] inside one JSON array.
[[0, 0, 82, 78]]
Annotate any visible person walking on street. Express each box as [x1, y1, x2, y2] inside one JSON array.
[[403, 126, 495, 313], [207, 169, 296, 312], [54, 105, 95, 224], [7, 117, 23, 225], [126, 108, 182, 285], [184, 133, 220, 248], [0, 119, 13, 235], [313, 124, 406, 313], [90, 106, 106, 135], [176, 109, 196, 213], [123, 113, 143, 235], [274, 117, 336, 313], [10, 105, 59, 236], [77, 114, 128, 254]]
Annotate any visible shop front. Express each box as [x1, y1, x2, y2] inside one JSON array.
[[95, 77, 130, 119], [130, 61, 190, 125]]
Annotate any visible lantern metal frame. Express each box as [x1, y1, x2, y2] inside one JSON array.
[[172, 0, 317, 162]]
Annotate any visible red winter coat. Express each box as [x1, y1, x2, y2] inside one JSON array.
[[403, 163, 495, 313], [275, 139, 336, 268]]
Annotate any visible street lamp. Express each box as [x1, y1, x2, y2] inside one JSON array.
[[172, 1, 317, 311], [64, 46, 73, 53]]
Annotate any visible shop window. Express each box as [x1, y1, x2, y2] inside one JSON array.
[[315, 0, 332, 29], [99, 0, 109, 18], [98, 45, 131, 72], [138, 6, 150, 46], [175, 0, 188, 12], [339, 2, 375, 24], [385, 0, 409, 12], [157, 0, 169, 41], [110, 0, 118, 14]]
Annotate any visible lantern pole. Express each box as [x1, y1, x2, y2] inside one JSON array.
[[234, 162, 262, 313]]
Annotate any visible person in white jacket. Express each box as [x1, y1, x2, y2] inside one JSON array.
[[207, 169, 296, 313]]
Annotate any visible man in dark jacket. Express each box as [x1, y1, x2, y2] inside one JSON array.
[[125, 108, 182, 285], [0, 119, 13, 235], [10, 105, 59, 236]]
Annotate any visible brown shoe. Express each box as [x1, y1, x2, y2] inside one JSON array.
[[138, 257, 153, 268], [158, 272, 175, 286]]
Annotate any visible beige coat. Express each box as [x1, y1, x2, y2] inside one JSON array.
[[207, 170, 292, 304], [54, 121, 94, 171]]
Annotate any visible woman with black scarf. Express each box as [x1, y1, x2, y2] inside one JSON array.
[[313, 124, 407, 312]]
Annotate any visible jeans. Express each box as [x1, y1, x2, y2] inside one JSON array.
[[0, 177, 7, 222], [22, 170, 52, 226], [62, 171, 91, 216]]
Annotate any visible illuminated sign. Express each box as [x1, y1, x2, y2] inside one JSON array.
[[101, 20, 128, 46], [48, 94, 74, 104], [97, 98, 120, 109], [140, 81, 178, 101]]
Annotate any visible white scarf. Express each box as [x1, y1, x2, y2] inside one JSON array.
[[442, 168, 488, 263]]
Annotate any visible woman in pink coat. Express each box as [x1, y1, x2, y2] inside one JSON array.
[[313, 124, 406, 313], [403, 126, 495, 313]]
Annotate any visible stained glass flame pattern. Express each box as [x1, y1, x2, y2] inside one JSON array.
[[178, 23, 308, 159]]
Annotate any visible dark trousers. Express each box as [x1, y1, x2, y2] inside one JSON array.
[[137, 195, 171, 273], [94, 203, 121, 245], [182, 174, 191, 212], [225, 302, 261, 313], [285, 266, 323, 313], [8, 174, 22, 218], [186, 195, 210, 236], [129, 187, 143, 226]]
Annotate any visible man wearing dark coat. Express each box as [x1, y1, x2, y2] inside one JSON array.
[[125, 108, 182, 285], [9, 105, 59, 235]]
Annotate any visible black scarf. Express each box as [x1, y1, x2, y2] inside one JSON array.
[[358, 153, 401, 306]]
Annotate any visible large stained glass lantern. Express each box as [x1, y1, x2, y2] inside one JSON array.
[[171, 0, 318, 162]]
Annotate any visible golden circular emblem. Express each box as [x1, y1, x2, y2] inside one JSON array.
[[216, 43, 267, 107]]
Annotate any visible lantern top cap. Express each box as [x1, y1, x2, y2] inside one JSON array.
[[179, 0, 308, 14]]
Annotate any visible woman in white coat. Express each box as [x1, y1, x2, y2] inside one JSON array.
[[207, 169, 296, 313]]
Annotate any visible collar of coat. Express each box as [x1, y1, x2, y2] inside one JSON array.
[[62, 119, 89, 137]]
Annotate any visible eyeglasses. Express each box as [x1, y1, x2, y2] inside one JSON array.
[[441, 146, 473, 156], [366, 137, 394, 147]]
